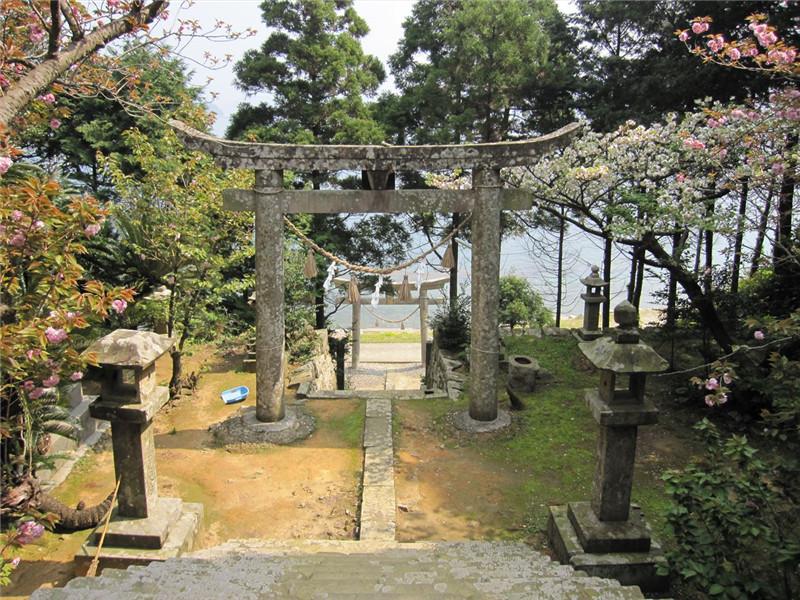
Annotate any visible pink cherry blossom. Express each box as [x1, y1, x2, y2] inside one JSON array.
[[757, 31, 778, 47], [38, 93, 56, 104], [691, 21, 709, 34], [45, 326, 68, 344], [679, 31, 690, 42], [29, 25, 45, 43], [49, 118, 61, 130], [111, 299, 128, 314], [750, 23, 768, 35], [0, 156, 12, 174], [28, 387, 45, 399], [9, 232, 26, 247], [26, 349, 41, 360], [107, 0, 121, 6], [11, 210, 23, 221], [772, 162, 785, 175], [683, 138, 705, 150], [727, 47, 741, 61], [705, 395, 715, 407], [84, 223, 101, 237], [676, 173, 686, 183], [22, 380, 35, 391], [0, 74, 9, 89], [705, 377, 719, 391], [33, 220, 45, 230], [42, 374, 60, 388], [70, 371, 84, 381], [722, 372, 732, 385], [16, 521, 45, 544], [754, 330, 765, 341], [743, 46, 759, 57], [10, 557, 20, 568], [717, 393, 728, 405], [707, 35, 725, 53]]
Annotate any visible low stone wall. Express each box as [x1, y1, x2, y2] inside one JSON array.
[[291, 330, 337, 395], [428, 339, 468, 400], [39, 382, 109, 491]]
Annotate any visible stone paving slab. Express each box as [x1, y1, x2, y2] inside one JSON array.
[[359, 398, 396, 543], [363, 446, 394, 487], [356, 343, 421, 363], [363, 415, 392, 448]]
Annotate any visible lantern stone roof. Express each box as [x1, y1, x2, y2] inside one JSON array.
[[580, 265, 608, 288], [578, 302, 668, 374], [84, 329, 175, 369]]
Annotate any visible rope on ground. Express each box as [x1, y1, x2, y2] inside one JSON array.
[[284, 215, 471, 276]]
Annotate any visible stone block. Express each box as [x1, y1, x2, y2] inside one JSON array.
[[567, 502, 651, 553], [76, 501, 203, 575], [586, 390, 658, 427], [548, 505, 668, 594], [363, 416, 391, 448], [94, 497, 183, 550], [242, 358, 256, 372], [89, 386, 169, 424], [363, 446, 393, 487]]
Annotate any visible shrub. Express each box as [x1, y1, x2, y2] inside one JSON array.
[[662, 419, 800, 599], [499, 275, 552, 331], [430, 294, 471, 351]]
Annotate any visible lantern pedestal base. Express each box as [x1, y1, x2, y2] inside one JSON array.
[[74, 500, 203, 576], [548, 504, 668, 594]]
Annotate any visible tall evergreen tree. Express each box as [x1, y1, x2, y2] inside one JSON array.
[[228, 0, 409, 329], [383, 0, 576, 301]]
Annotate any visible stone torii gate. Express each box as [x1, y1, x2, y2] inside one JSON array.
[[334, 274, 449, 368], [171, 120, 578, 426]]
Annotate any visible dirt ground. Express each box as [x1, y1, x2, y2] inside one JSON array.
[[5, 347, 363, 599], [394, 403, 524, 542]]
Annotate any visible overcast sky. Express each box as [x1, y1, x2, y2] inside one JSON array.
[[173, 0, 575, 135]]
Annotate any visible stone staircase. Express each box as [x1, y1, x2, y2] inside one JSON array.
[[32, 539, 644, 599]]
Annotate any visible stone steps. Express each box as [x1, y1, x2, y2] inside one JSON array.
[[31, 540, 645, 599]]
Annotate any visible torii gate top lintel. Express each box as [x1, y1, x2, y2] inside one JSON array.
[[169, 119, 580, 172]]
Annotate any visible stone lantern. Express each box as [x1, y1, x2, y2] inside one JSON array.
[[77, 330, 202, 572], [578, 265, 608, 341], [548, 302, 669, 593]]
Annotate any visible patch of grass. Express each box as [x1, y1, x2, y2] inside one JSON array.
[[361, 330, 422, 343], [398, 335, 684, 546], [324, 399, 366, 447]]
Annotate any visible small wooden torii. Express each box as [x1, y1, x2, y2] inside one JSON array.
[[334, 275, 449, 369]]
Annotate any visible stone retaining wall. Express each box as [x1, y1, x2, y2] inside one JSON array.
[[290, 330, 337, 394], [428, 339, 468, 400]]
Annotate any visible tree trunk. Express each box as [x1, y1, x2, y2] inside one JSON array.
[[169, 349, 182, 399], [449, 212, 460, 306], [693, 229, 703, 277], [602, 234, 612, 328], [633, 250, 645, 309], [0, 1, 168, 127], [751, 184, 774, 276], [1, 476, 113, 531], [555, 211, 565, 327], [627, 247, 638, 302], [731, 179, 748, 294], [643, 236, 733, 353], [773, 133, 797, 278], [704, 201, 714, 295], [665, 231, 681, 330]]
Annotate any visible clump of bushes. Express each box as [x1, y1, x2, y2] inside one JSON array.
[[431, 294, 471, 352]]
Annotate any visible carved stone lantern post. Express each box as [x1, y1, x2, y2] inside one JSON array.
[[578, 265, 608, 341], [548, 302, 669, 593], [76, 330, 202, 572]]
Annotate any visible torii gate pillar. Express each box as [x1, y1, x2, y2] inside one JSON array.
[[254, 170, 286, 422], [469, 168, 502, 421]]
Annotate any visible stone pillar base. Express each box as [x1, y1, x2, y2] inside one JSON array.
[[547, 504, 669, 594], [75, 499, 203, 576], [578, 328, 604, 341]]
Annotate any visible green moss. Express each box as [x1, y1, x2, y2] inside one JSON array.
[[360, 330, 422, 343], [322, 399, 366, 448]]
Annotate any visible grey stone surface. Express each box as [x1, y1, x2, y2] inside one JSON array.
[[452, 409, 511, 433], [84, 329, 174, 369], [363, 446, 394, 487], [38, 538, 645, 599], [94, 497, 183, 550], [548, 505, 668, 594], [359, 398, 397, 542], [508, 355, 540, 392], [254, 170, 286, 423], [568, 502, 651, 553], [171, 118, 580, 171], [210, 405, 315, 446], [74, 502, 203, 576], [469, 168, 502, 422]]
